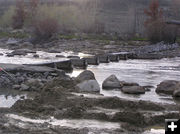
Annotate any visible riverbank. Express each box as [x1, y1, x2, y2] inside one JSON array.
[[0, 37, 180, 133], [0, 68, 179, 133], [0, 36, 180, 59]]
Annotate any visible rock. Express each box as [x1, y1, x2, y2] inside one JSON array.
[[121, 81, 139, 86], [143, 85, 154, 92], [13, 85, 21, 90], [6, 38, 18, 45], [77, 80, 100, 92], [11, 50, 27, 56], [121, 86, 145, 94], [55, 60, 73, 71], [11, 49, 36, 56], [0, 75, 14, 89], [11, 29, 24, 34], [6, 53, 14, 57], [67, 56, 80, 59], [133, 42, 179, 55], [0, 53, 3, 56], [20, 96, 25, 99], [83, 57, 99, 65], [56, 55, 65, 58], [156, 80, 179, 95], [108, 54, 119, 62], [112, 52, 129, 60], [16, 76, 25, 84], [71, 59, 87, 69], [98, 55, 110, 63], [50, 73, 58, 77], [48, 50, 61, 53], [20, 84, 30, 91], [21, 42, 34, 48], [75, 70, 95, 83], [102, 75, 122, 89], [173, 90, 180, 97], [75, 70, 99, 92], [131, 53, 163, 59], [25, 79, 44, 91], [104, 45, 117, 49], [26, 60, 73, 71], [33, 54, 39, 58]]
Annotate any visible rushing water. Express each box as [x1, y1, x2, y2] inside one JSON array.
[[0, 95, 21, 107], [0, 48, 92, 64], [71, 57, 180, 104], [0, 88, 34, 107], [143, 129, 164, 134], [1, 49, 178, 133], [6, 114, 121, 130], [6, 114, 165, 134], [0, 48, 180, 104]]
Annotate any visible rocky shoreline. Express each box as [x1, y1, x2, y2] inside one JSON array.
[[0, 38, 180, 60], [0, 38, 180, 133], [0, 69, 180, 133]]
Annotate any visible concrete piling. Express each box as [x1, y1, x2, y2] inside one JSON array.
[[54, 60, 73, 71], [83, 56, 99, 65], [71, 58, 88, 69], [98, 55, 110, 63], [108, 54, 120, 62]]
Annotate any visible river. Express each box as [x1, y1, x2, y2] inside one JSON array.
[[71, 57, 180, 104], [0, 49, 179, 133]]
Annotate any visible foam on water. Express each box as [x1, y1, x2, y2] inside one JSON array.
[[6, 114, 166, 134], [143, 129, 164, 134], [6, 114, 121, 130]]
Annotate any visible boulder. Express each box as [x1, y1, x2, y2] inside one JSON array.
[[173, 90, 180, 97], [121, 86, 145, 94], [75, 70, 100, 92], [48, 49, 61, 53], [98, 55, 110, 63], [143, 85, 154, 92], [0, 75, 13, 89], [13, 85, 21, 90], [133, 42, 179, 55], [102, 75, 122, 89], [33, 54, 39, 58], [6, 38, 19, 45], [11, 49, 36, 56], [67, 56, 80, 59], [82, 57, 99, 65], [75, 70, 95, 83], [21, 42, 34, 48], [71, 59, 87, 69], [6, 53, 14, 57], [121, 81, 139, 86], [55, 60, 73, 71], [11, 50, 27, 56], [20, 84, 30, 91], [156, 80, 179, 95], [108, 54, 119, 62], [0, 63, 63, 75], [56, 55, 65, 58], [77, 80, 100, 92], [25, 79, 44, 91]]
